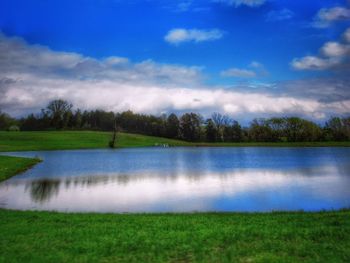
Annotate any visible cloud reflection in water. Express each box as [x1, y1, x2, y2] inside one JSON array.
[[1, 166, 349, 212]]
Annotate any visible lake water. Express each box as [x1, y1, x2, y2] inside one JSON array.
[[0, 147, 350, 212]]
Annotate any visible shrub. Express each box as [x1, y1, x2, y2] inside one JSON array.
[[8, 125, 20, 132]]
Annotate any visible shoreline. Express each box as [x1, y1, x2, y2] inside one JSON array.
[[0, 155, 41, 182]]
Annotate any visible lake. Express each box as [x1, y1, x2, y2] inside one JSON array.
[[0, 147, 350, 212]]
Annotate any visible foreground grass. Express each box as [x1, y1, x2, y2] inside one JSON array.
[[0, 209, 349, 262], [0, 155, 40, 182], [0, 131, 349, 151]]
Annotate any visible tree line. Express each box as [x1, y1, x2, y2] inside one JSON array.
[[1, 99, 350, 142]]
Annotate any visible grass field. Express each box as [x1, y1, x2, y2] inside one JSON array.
[[0, 155, 41, 182], [0, 131, 349, 152], [0, 209, 349, 262], [0, 131, 192, 152]]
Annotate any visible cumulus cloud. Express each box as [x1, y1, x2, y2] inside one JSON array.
[[214, 0, 266, 7], [265, 8, 294, 22], [321, 41, 350, 57], [291, 56, 340, 71], [221, 61, 268, 78], [313, 7, 350, 28], [0, 33, 349, 119], [164, 28, 224, 45], [291, 29, 350, 71], [279, 78, 350, 104]]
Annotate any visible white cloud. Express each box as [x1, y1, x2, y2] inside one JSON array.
[[164, 28, 224, 45], [221, 68, 256, 78], [321, 42, 350, 57], [215, 0, 266, 7], [344, 27, 350, 42], [104, 56, 129, 66], [291, 28, 350, 71], [5, 76, 348, 120], [265, 8, 294, 22], [291, 56, 339, 70], [313, 7, 350, 28], [221, 61, 268, 78], [0, 33, 349, 119], [249, 61, 262, 68], [317, 7, 350, 21]]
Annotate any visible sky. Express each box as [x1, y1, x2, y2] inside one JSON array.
[[0, 0, 350, 121]]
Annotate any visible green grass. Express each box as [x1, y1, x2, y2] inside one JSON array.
[[0, 155, 41, 182], [0, 209, 349, 262], [0, 131, 192, 152], [0, 131, 349, 152], [193, 141, 350, 147]]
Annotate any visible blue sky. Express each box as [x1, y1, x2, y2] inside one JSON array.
[[0, 0, 349, 120]]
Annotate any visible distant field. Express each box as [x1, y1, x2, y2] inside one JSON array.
[[0, 155, 40, 182], [0, 209, 349, 262], [0, 131, 349, 152], [0, 131, 192, 151]]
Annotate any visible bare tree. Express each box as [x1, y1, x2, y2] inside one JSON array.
[[46, 99, 73, 129], [212, 112, 232, 141], [109, 118, 119, 148]]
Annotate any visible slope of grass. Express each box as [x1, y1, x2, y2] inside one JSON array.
[[0, 155, 40, 182], [0, 209, 349, 262], [0, 131, 349, 152], [0, 131, 192, 152]]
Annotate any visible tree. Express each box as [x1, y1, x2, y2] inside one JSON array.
[[46, 99, 73, 129], [166, 113, 180, 138], [179, 113, 202, 141], [248, 118, 274, 142], [212, 113, 231, 142], [71, 109, 82, 128], [230, 120, 243, 142], [109, 118, 118, 148], [324, 117, 349, 141], [7, 100, 349, 142], [285, 117, 321, 142], [205, 118, 217, 142], [267, 117, 286, 141], [0, 110, 17, 130]]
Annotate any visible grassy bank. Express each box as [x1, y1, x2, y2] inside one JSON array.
[[0, 131, 349, 152], [0, 155, 40, 182], [0, 209, 349, 262], [0, 131, 192, 152]]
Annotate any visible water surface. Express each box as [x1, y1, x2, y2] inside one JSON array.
[[0, 147, 349, 212]]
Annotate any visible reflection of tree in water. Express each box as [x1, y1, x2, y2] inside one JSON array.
[[28, 179, 60, 203], [25, 172, 209, 204]]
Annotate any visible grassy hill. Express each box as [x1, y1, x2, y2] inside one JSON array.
[[0, 131, 349, 152], [0, 131, 192, 152]]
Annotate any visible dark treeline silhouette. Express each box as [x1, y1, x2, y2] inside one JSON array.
[[1, 99, 350, 142]]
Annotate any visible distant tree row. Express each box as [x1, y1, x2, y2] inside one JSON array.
[[1, 99, 350, 142]]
